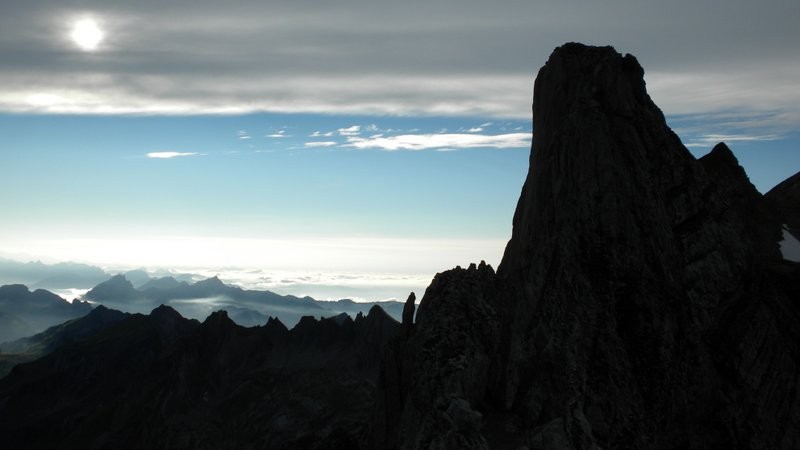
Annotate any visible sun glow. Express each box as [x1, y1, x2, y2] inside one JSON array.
[[70, 17, 104, 51]]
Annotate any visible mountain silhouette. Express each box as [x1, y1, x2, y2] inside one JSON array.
[[374, 43, 800, 449]]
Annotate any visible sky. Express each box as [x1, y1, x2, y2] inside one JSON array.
[[1, 0, 799, 300]]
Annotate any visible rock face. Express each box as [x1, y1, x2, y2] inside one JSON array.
[[375, 43, 800, 449]]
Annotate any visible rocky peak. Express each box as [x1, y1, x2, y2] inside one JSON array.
[[501, 43, 698, 282], [85, 274, 137, 301], [699, 142, 761, 206], [264, 316, 288, 333], [86, 304, 127, 322], [193, 276, 226, 289], [0, 284, 31, 299], [201, 309, 236, 328], [149, 304, 185, 324]]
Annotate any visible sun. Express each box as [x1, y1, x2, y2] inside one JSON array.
[[70, 17, 105, 51]]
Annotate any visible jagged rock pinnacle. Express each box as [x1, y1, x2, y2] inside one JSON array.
[[401, 292, 415, 329]]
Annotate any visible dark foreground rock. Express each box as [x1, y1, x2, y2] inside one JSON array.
[[0, 305, 400, 449], [374, 43, 800, 449]]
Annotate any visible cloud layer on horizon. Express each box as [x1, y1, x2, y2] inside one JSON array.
[[0, 1, 798, 133]]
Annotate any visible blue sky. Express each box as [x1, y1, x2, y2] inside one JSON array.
[[0, 112, 530, 278], [0, 112, 530, 241], [0, 0, 798, 300]]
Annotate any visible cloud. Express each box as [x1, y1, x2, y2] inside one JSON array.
[[146, 152, 200, 159], [0, 1, 798, 130], [344, 132, 531, 151], [683, 133, 782, 148], [237, 130, 251, 140], [266, 130, 289, 138], [310, 131, 334, 137], [304, 141, 338, 148], [338, 125, 361, 136], [467, 127, 484, 133]]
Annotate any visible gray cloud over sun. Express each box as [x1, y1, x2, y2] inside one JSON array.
[[1, 0, 798, 129]]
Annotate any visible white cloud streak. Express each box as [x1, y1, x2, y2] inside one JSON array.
[[146, 152, 200, 159], [344, 132, 531, 151], [683, 133, 782, 148], [304, 141, 338, 148], [338, 125, 361, 136]]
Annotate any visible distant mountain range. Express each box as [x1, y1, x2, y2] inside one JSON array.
[[0, 272, 405, 344], [0, 258, 109, 291], [82, 273, 405, 328], [0, 284, 92, 342], [0, 257, 407, 333]]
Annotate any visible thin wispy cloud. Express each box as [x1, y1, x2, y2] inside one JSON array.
[[344, 132, 531, 151], [310, 131, 334, 137], [237, 130, 251, 140], [266, 130, 289, 138], [338, 125, 361, 136], [304, 141, 338, 148], [684, 133, 782, 148], [146, 152, 201, 159]]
